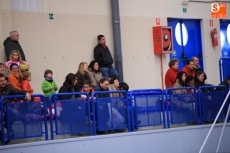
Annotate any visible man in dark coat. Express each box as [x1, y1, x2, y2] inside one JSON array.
[[94, 35, 118, 78], [3, 31, 26, 61], [0, 74, 31, 143]]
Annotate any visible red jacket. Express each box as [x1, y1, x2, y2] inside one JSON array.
[[165, 67, 178, 88], [181, 66, 195, 77]]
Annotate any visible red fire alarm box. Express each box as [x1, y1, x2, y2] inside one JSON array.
[[153, 26, 173, 54]]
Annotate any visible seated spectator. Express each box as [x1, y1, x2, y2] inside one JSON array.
[[21, 71, 33, 94], [181, 60, 195, 77], [186, 75, 195, 93], [216, 75, 230, 91], [0, 74, 31, 142], [119, 82, 129, 92], [108, 77, 123, 98], [88, 60, 103, 87], [8, 63, 22, 90], [94, 35, 118, 78], [93, 78, 111, 131], [4, 50, 29, 72], [165, 58, 179, 88], [75, 62, 90, 92], [191, 56, 207, 81], [59, 73, 78, 99], [172, 71, 187, 94], [0, 63, 4, 75], [81, 80, 95, 99], [194, 71, 206, 90]]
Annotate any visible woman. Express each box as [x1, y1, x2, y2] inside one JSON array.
[[8, 63, 22, 90], [59, 73, 78, 100], [88, 60, 102, 87], [172, 71, 187, 94], [75, 62, 90, 92], [108, 77, 125, 128], [165, 59, 179, 88], [58, 73, 86, 128]]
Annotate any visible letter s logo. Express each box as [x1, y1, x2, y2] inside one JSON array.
[[211, 3, 220, 13]]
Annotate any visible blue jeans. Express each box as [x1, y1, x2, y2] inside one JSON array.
[[100, 66, 118, 78]]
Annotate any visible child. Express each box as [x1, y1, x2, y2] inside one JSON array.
[[21, 71, 40, 102], [4, 50, 30, 72], [21, 71, 33, 94], [81, 80, 94, 99], [41, 70, 58, 107]]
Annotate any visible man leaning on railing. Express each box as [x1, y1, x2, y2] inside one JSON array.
[[0, 74, 31, 143]]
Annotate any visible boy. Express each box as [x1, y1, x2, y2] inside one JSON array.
[[41, 70, 58, 107]]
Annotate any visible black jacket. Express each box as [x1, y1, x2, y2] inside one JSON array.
[[94, 84, 110, 98], [75, 72, 90, 92], [58, 81, 78, 100], [3, 37, 26, 61], [94, 44, 113, 67], [0, 84, 27, 104]]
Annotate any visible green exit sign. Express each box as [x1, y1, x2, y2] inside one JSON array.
[[183, 8, 187, 13], [49, 13, 54, 20]]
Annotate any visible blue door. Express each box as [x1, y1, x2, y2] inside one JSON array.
[[220, 20, 230, 57], [168, 19, 203, 70]]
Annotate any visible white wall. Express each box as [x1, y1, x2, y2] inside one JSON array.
[[0, 0, 229, 93]]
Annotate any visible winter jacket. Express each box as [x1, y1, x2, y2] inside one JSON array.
[[41, 79, 58, 97], [21, 80, 33, 94], [88, 68, 103, 86], [58, 81, 76, 100], [94, 84, 110, 98], [0, 84, 27, 104], [75, 72, 90, 91], [8, 73, 22, 90], [94, 44, 113, 67], [165, 67, 178, 88], [3, 37, 26, 61], [181, 65, 195, 77], [172, 79, 187, 94]]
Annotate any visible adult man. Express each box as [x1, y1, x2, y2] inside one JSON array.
[[3, 31, 26, 61], [191, 56, 207, 80], [191, 57, 202, 73], [0, 74, 31, 141], [94, 35, 118, 78], [181, 60, 195, 77], [94, 78, 110, 131]]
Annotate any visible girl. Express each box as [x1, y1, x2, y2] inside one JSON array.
[[75, 62, 91, 92], [41, 69, 58, 107], [4, 50, 30, 72], [172, 71, 187, 94], [88, 61, 103, 87]]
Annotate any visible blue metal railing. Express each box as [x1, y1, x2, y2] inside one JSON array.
[[0, 94, 48, 145], [49, 92, 91, 140]]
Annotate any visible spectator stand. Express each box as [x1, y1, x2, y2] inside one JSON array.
[[129, 89, 166, 131], [198, 85, 228, 124], [92, 91, 130, 135], [49, 92, 91, 140], [219, 57, 230, 82], [0, 94, 48, 145], [166, 87, 197, 128]]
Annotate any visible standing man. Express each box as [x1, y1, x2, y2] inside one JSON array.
[[94, 35, 118, 78], [3, 31, 26, 61]]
